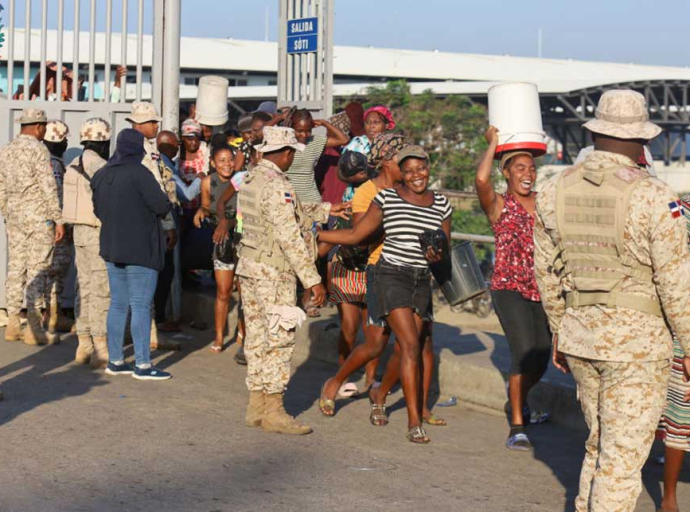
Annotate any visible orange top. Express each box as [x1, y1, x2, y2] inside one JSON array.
[[352, 179, 383, 265]]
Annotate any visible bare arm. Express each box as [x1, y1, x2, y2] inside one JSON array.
[[193, 176, 212, 228], [315, 119, 350, 149], [318, 202, 383, 246], [475, 126, 503, 224], [233, 149, 247, 173]]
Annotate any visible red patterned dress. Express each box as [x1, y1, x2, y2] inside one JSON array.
[[490, 192, 541, 302]]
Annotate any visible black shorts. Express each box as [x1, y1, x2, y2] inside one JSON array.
[[491, 290, 552, 376], [374, 259, 433, 322]]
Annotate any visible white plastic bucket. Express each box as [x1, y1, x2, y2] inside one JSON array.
[[195, 76, 229, 126], [488, 82, 546, 157]]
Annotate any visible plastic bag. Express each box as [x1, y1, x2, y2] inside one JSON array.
[[213, 237, 235, 265]]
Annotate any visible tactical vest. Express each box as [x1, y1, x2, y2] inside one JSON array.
[[62, 154, 100, 227], [553, 164, 662, 316], [238, 166, 316, 272]]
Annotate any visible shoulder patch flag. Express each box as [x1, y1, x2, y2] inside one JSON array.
[[669, 200, 684, 219], [285, 192, 294, 204]]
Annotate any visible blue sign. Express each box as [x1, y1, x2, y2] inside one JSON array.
[[287, 17, 318, 54]]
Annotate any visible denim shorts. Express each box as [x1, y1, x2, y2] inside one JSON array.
[[365, 264, 386, 328], [371, 259, 433, 323]]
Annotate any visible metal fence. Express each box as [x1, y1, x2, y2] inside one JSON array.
[[0, 0, 181, 308]]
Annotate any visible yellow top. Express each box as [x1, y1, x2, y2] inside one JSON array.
[[352, 179, 383, 265]]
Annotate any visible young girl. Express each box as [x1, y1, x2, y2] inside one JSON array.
[[318, 145, 452, 444], [475, 126, 551, 451], [194, 144, 240, 353]]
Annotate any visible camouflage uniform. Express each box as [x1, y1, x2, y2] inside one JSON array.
[[0, 126, 62, 318], [65, 149, 110, 338], [535, 150, 690, 511], [47, 153, 73, 309], [236, 159, 329, 394]]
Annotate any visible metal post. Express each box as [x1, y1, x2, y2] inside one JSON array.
[[152, 0, 164, 110], [104, 0, 112, 101], [161, 0, 181, 131], [56, 0, 64, 101], [7, 0, 15, 98], [323, 0, 333, 116], [23, 0, 31, 98], [136, 0, 144, 101], [88, 0, 96, 102], [39, 0, 47, 100], [72, 0, 80, 102], [120, 0, 128, 102]]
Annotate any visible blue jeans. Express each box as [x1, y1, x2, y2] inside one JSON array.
[[106, 263, 159, 366]]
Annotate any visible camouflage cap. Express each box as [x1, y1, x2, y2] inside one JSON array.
[[79, 117, 112, 142], [368, 133, 409, 170], [583, 89, 662, 141], [253, 126, 306, 154], [16, 108, 48, 125], [44, 120, 70, 143], [125, 101, 162, 124]]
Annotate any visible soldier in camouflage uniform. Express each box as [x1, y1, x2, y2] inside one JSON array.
[[63, 118, 112, 368], [534, 90, 690, 512], [43, 119, 74, 334], [126, 102, 180, 351], [0, 108, 65, 345], [236, 126, 348, 435]]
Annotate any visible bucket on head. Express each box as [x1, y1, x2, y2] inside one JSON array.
[[431, 241, 487, 306], [488, 82, 546, 158], [195, 76, 229, 126]]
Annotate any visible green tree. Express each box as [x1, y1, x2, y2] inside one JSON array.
[[359, 80, 488, 191]]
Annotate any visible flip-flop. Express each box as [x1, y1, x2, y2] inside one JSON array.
[[423, 414, 447, 426], [337, 383, 359, 398], [319, 384, 335, 417], [210, 345, 222, 353]]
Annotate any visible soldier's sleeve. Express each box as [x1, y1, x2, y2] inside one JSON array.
[[647, 182, 690, 354], [264, 182, 322, 289], [534, 183, 565, 334], [301, 202, 331, 224], [0, 150, 7, 217], [36, 145, 64, 224]]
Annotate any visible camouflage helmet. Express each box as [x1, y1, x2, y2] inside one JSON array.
[[44, 120, 70, 143], [79, 117, 111, 143]]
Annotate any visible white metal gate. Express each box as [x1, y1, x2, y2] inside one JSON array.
[[0, 0, 180, 308]]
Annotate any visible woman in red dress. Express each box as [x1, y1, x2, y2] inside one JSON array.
[[475, 126, 552, 451]]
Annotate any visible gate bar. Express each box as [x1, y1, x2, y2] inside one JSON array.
[[56, 0, 64, 102], [104, 0, 113, 102], [88, 0, 96, 102], [7, 0, 14, 98], [23, 0, 30, 98], [72, 0, 80, 101], [120, 0, 128, 102], [136, 0, 144, 101], [40, 0, 47, 100]]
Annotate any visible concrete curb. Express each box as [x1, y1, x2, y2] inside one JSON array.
[[181, 289, 585, 429]]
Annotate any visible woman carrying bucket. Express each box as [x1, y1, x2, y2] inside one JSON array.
[[475, 126, 551, 451]]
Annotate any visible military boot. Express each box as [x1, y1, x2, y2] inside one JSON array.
[[90, 336, 109, 369], [262, 393, 312, 435], [246, 391, 266, 428], [47, 300, 59, 334], [5, 315, 22, 342], [55, 305, 74, 333], [75, 335, 94, 364], [23, 310, 49, 346]]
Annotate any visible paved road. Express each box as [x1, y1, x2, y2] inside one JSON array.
[[0, 328, 686, 512]]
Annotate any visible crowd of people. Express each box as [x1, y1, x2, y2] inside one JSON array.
[[2, 87, 690, 510]]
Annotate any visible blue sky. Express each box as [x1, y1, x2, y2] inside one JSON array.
[[10, 0, 690, 67]]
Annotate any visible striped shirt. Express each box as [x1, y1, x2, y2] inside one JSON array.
[[373, 188, 452, 268], [286, 134, 327, 204]]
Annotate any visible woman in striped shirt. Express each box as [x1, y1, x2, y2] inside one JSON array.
[[318, 145, 452, 444], [286, 109, 350, 204]]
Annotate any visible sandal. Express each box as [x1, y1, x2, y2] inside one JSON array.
[[368, 390, 388, 427], [337, 383, 359, 398], [406, 426, 431, 444], [423, 414, 447, 426], [210, 344, 222, 353], [319, 384, 336, 417]]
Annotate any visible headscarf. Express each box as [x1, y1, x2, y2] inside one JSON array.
[[107, 129, 146, 167], [345, 102, 365, 137], [368, 133, 408, 170], [363, 105, 396, 130]]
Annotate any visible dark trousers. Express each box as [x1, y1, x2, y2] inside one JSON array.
[[154, 249, 175, 323]]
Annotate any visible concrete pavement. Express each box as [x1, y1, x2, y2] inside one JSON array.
[[0, 316, 687, 511]]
